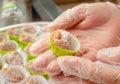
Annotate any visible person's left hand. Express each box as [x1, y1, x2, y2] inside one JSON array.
[[31, 2, 120, 61], [54, 46, 120, 84]]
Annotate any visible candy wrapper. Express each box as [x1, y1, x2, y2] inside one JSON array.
[[3, 49, 27, 66], [50, 29, 80, 56], [22, 24, 42, 36], [2, 65, 30, 84], [0, 40, 18, 55], [19, 33, 37, 49], [27, 60, 49, 80], [7, 28, 21, 42], [25, 75, 49, 84], [0, 22, 49, 83]]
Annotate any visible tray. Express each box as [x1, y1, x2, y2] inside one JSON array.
[[0, 22, 50, 84]]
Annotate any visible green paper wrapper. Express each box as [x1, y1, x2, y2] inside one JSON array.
[[19, 33, 37, 49], [6, 28, 22, 42], [9, 35, 20, 42], [19, 41, 30, 49], [0, 40, 18, 55], [26, 60, 49, 80], [0, 50, 13, 55], [50, 30, 80, 56], [29, 72, 49, 80], [27, 54, 37, 61]]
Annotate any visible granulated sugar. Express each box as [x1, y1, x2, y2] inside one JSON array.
[[4, 67, 25, 83], [3, 51, 24, 65]]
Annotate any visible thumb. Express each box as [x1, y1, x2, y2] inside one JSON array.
[[57, 56, 120, 84], [97, 46, 120, 66], [30, 33, 50, 56], [46, 4, 88, 31]]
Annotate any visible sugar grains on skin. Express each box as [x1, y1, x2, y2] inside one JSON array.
[[53, 30, 73, 50], [0, 40, 17, 51], [3, 67, 25, 83], [3, 51, 24, 65]]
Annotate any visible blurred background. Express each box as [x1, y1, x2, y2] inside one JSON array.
[[0, 0, 120, 27]]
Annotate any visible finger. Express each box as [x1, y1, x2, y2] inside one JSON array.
[[49, 73, 82, 84], [57, 56, 120, 84], [28, 60, 44, 74], [46, 59, 61, 76], [46, 4, 89, 31], [30, 50, 56, 71], [82, 79, 95, 84], [82, 51, 97, 62], [30, 33, 50, 56], [57, 56, 96, 79], [49, 73, 95, 84], [74, 47, 87, 56], [97, 46, 120, 65]]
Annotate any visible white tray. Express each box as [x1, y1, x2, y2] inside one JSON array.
[[0, 22, 50, 31]]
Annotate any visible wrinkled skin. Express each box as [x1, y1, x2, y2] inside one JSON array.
[[30, 2, 120, 84]]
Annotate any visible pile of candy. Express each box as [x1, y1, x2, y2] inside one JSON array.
[[0, 24, 49, 84]]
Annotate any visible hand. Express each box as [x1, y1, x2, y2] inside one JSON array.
[[46, 1, 120, 61], [56, 46, 120, 84], [29, 2, 120, 84]]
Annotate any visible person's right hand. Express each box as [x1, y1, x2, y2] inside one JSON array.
[[29, 2, 120, 84], [55, 46, 120, 84]]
